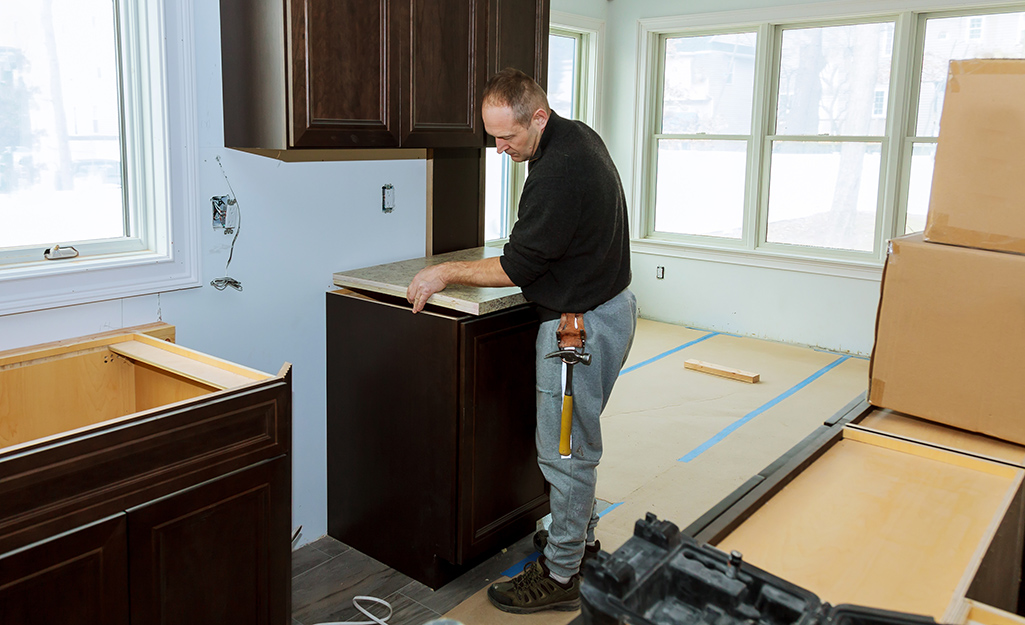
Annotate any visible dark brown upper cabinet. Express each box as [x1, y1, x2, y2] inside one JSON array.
[[220, 0, 549, 150]]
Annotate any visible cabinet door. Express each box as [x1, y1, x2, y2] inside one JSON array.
[[0, 515, 129, 625], [290, 0, 402, 147], [457, 304, 549, 563], [128, 456, 290, 625], [401, 0, 488, 147]]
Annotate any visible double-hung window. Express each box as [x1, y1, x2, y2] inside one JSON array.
[[638, 3, 1025, 271], [0, 0, 199, 315]]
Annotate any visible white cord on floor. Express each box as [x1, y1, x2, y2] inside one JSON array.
[[312, 596, 393, 625]]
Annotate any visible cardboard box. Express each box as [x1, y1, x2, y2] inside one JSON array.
[[869, 233, 1025, 445], [924, 59, 1025, 255]]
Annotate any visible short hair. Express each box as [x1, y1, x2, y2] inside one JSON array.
[[482, 68, 550, 127]]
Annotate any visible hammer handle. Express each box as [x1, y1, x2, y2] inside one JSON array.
[[559, 361, 574, 456]]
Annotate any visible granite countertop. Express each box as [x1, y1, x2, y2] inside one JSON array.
[[332, 247, 527, 315]]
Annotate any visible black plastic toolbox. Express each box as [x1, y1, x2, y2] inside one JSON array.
[[578, 513, 940, 625]]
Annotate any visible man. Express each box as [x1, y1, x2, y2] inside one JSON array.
[[406, 68, 636, 614]]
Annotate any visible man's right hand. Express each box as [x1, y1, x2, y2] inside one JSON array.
[[406, 264, 450, 313]]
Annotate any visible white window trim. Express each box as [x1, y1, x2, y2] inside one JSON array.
[[0, 0, 200, 316], [630, 0, 1023, 280], [550, 11, 606, 131]]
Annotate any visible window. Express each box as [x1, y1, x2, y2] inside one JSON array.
[[0, 0, 199, 315], [766, 22, 893, 253], [653, 32, 755, 240], [639, 4, 1025, 269], [484, 13, 604, 243], [906, 11, 1025, 233]]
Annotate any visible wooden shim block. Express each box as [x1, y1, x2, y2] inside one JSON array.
[[109, 340, 258, 390], [684, 359, 759, 383]]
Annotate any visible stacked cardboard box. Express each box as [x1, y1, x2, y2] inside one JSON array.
[[869, 59, 1025, 445]]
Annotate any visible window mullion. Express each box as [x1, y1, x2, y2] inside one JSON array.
[[751, 23, 780, 252], [643, 34, 669, 240], [878, 10, 920, 253]]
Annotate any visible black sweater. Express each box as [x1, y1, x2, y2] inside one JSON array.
[[500, 111, 631, 321]]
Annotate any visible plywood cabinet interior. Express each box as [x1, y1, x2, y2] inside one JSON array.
[[0, 326, 292, 625], [690, 403, 1025, 624]]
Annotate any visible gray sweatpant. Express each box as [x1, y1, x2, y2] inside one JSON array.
[[535, 289, 637, 578]]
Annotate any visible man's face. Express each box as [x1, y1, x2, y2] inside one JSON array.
[[483, 104, 546, 162]]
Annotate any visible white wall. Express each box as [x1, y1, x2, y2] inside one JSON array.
[[551, 0, 608, 20], [588, 0, 884, 355], [0, 0, 427, 547]]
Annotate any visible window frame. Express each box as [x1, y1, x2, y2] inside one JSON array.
[[0, 0, 200, 315], [632, 0, 1025, 280]]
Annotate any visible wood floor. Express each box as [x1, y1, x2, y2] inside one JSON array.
[[291, 532, 537, 625]]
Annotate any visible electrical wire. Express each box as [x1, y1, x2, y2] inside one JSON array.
[[311, 596, 393, 625], [211, 156, 243, 291]]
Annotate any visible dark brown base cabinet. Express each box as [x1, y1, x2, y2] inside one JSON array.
[[0, 327, 292, 625], [327, 289, 549, 588]]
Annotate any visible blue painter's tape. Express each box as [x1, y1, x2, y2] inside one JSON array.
[[501, 552, 540, 578], [812, 347, 869, 361], [501, 501, 624, 578], [598, 501, 622, 518], [685, 326, 743, 338], [678, 355, 851, 463], [620, 332, 719, 376]]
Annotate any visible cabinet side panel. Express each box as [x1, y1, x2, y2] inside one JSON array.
[[128, 457, 289, 625], [327, 291, 460, 583], [0, 350, 135, 449], [0, 515, 129, 625], [458, 306, 547, 562], [219, 0, 287, 148], [489, 0, 550, 88]]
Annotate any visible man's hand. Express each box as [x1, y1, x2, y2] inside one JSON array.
[[406, 256, 515, 314], [407, 264, 449, 313]]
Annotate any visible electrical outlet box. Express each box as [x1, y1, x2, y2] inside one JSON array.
[[382, 184, 395, 213], [212, 195, 231, 229], [656, 266, 665, 279]]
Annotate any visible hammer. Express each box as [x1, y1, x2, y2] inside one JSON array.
[[545, 313, 591, 457]]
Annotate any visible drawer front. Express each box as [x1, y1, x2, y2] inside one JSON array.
[[0, 374, 291, 552]]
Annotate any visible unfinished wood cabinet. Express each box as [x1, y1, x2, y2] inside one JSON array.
[[0, 327, 292, 625]]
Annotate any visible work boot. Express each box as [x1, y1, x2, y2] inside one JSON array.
[[533, 529, 601, 564], [487, 557, 580, 614]]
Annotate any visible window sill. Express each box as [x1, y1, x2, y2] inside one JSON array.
[[631, 238, 884, 281], [0, 247, 200, 316]]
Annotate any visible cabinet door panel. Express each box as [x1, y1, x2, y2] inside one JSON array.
[[128, 457, 289, 625], [402, 0, 487, 147], [0, 515, 128, 625], [457, 305, 548, 562], [291, 0, 401, 147]]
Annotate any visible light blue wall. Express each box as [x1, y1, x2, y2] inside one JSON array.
[[0, 0, 428, 547]]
